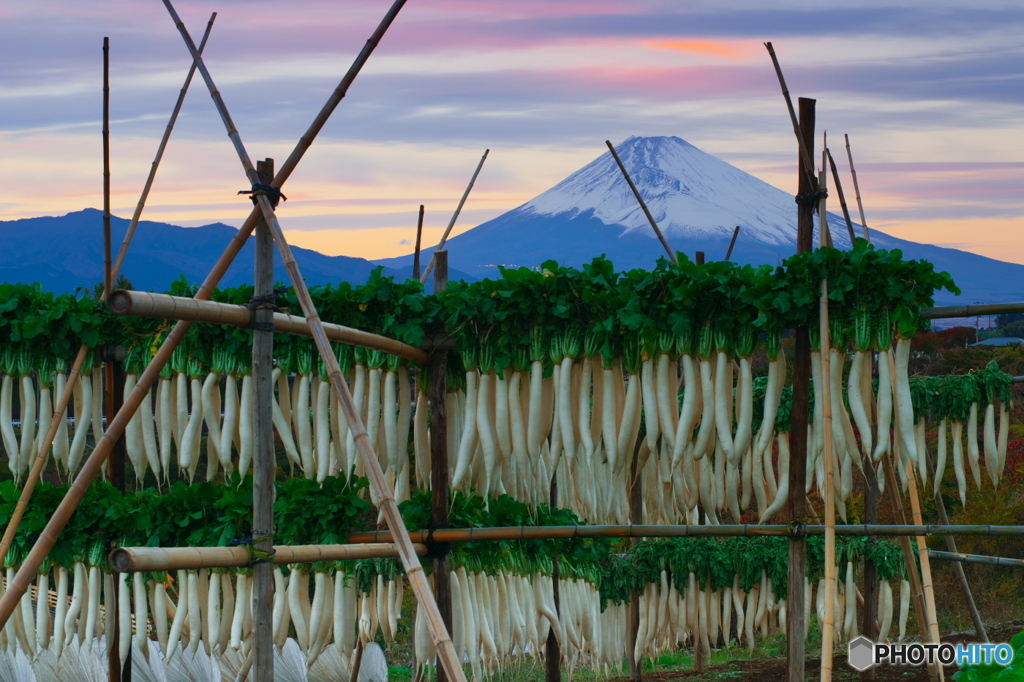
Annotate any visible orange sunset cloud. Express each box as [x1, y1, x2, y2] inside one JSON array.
[[642, 39, 748, 59]]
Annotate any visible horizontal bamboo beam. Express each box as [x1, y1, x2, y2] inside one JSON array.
[[921, 302, 1024, 320], [348, 523, 1024, 543], [107, 289, 428, 365], [109, 542, 427, 572], [929, 549, 1024, 569]]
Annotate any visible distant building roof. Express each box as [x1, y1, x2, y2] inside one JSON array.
[[970, 337, 1024, 347]]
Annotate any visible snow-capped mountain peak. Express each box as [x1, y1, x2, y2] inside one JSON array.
[[520, 135, 839, 247]]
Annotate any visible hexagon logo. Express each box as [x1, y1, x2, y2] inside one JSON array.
[[848, 636, 875, 671]]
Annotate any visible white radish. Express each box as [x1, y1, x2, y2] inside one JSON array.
[[967, 402, 982, 488], [872, 350, 892, 462]]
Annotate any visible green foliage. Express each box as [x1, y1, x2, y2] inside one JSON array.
[[953, 629, 1024, 681]]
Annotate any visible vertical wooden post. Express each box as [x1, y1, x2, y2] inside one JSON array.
[[862, 460, 878, 682], [413, 204, 425, 281], [693, 245, 707, 674], [103, 36, 112, 298], [252, 158, 276, 681], [430, 250, 453, 682], [786, 96, 815, 682], [105, 353, 127, 681], [546, 474, 562, 682], [627, 438, 643, 681]]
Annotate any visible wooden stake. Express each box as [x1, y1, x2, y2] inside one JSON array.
[[160, 4, 464, 676], [420, 150, 489, 283], [252, 158, 275, 681], [819, 279, 836, 682], [627, 438, 643, 681], [786, 96, 815, 682], [412, 204, 424, 281], [862, 457, 878, 682], [724, 225, 741, 261], [546, 474, 562, 682], [826, 148, 857, 244], [605, 140, 677, 265], [103, 36, 112, 299], [844, 134, 871, 242], [0, 0, 410, 635], [0, 13, 216, 571], [430, 251, 454, 682]]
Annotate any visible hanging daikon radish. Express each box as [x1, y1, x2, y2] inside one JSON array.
[[848, 309, 874, 460], [452, 348, 480, 490], [33, 358, 55, 473], [672, 332, 700, 469], [381, 354, 401, 476], [476, 348, 500, 498], [16, 354, 37, 481], [217, 353, 239, 477], [176, 355, 203, 478], [293, 349, 316, 479], [616, 341, 642, 474], [269, 367, 301, 475], [0, 351, 18, 473], [202, 352, 226, 474], [760, 432, 790, 522], [63, 562, 86, 651]]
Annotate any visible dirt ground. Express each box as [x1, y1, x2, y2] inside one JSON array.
[[605, 621, 1024, 681]]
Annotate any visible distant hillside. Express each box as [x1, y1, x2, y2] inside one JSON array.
[[0, 209, 396, 293]]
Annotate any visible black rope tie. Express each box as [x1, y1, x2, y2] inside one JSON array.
[[238, 183, 287, 209], [795, 188, 828, 208], [247, 287, 288, 332], [231, 529, 276, 566], [424, 526, 451, 560]]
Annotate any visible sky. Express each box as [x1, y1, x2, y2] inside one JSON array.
[[1, 0, 1022, 263]]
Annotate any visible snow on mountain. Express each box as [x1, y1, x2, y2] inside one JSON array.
[[523, 135, 829, 246]]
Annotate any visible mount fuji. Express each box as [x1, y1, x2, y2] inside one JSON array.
[[378, 136, 1024, 306]]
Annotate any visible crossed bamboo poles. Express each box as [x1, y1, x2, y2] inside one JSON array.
[[0, 2, 477, 681], [0, 13, 218, 570]]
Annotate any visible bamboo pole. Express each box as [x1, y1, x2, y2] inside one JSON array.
[[925, 444, 988, 641], [0, 0, 410, 634], [724, 226, 741, 261], [826, 148, 857, 244], [819, 279, 836, 682], [765, 42, 819, 193], [111, 13, 216, 282], [347, 523, 1024, 543], [412, 204, 424, 281], [818, 163, 833, 248], [0, 15, 217, 571], [252, 158, 276, 679], [844, 134, 871, 242], [106, 289, 428, 364], [160, 5, 464, 678], [881, 395, 938, 682], [420, 149, 489, 283], [929, 550, 1024, 569], [109, 543, 426, 572], [904, 457, 944, 681], [605, 140, 678, 265], [921, 302, 1024, 320], [627, 437, 643, 681]]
